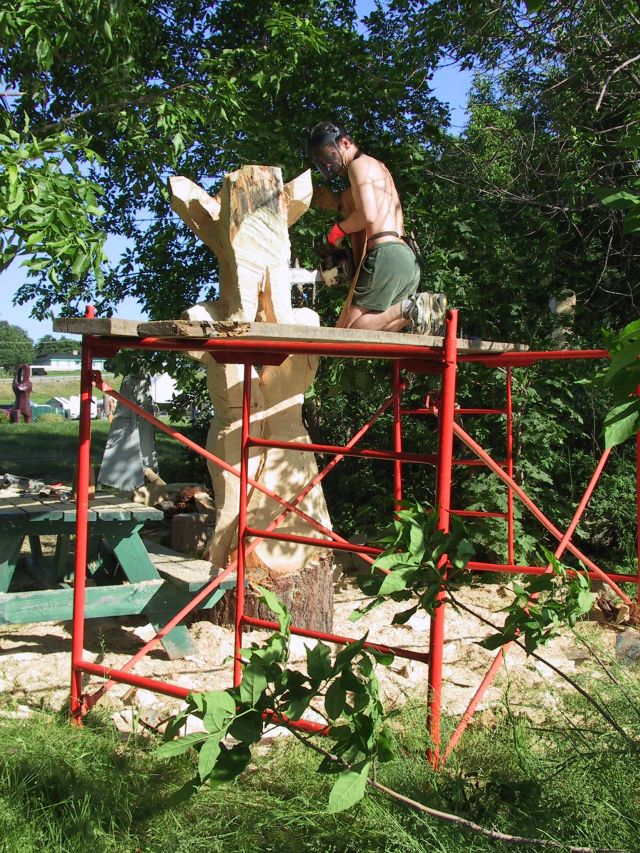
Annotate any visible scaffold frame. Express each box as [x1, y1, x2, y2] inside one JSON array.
[[65, 308, 639, 765]]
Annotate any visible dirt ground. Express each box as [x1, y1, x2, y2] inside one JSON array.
[[0, 559, 618, 737]]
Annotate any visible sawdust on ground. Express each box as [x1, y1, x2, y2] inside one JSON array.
[[0, 566, 616, 736]]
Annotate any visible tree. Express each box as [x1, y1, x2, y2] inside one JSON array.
[[0, 0, 445, 321], [0, 320, 34, 371], [34, 334, 79, 358]]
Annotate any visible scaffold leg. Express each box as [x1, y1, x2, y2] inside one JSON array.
[[427, 309, 458, 766]]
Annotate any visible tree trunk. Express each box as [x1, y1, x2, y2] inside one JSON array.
[[169, 166, 334, 630]]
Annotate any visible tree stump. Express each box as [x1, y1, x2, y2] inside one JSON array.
[[170, 166, 334, 631]]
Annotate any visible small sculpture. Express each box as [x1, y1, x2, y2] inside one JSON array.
[[10, 364, 32, 424]]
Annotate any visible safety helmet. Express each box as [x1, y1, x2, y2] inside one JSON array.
[[305, 121, 351, 179]]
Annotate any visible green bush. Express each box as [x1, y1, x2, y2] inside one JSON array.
[[35, 412, 66, 424]]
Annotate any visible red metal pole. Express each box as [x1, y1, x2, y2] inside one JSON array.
[[242, 616, 430, 663], [427, 309, 458, 767], [442, 446, 613, 762], [393, 361, 403, 507], [506, 366, 515, 565], [77, 661, 191, 699], [234, 362, 252, 687], [70, 330, 95, 721], [467, 560, 639, 584]]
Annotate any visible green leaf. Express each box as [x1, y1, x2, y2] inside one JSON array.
[[391, 605, 419, 625], [478, 633, 508, 651], [368, 648, 394, 666], [348, 597, 384, 622], [325, 681, 346, 719], [70, 251, 88, 277], [378, 571, 408, 595], [239, 657, 268, 706], [166, 778, 201, 807], [408, 520, 426, 561], [451, 538, 474, 570], [622, 213, 640, 235], [202, 689, 237, 733], [526, 0, 544, 11], [376, 728, 395, 762], [153, 732, 208, 758], [228, 709, 264, 743], [593, 187, 640, 209], [334, 635, 368, 673], [286, 687, 314, 720], [207, 743, 252, 788], [604, 399, 640, 448], [256, 585, 290, 632], [198, 736, 222, 780], [307, 640, 333, 682], [327, 760, 370, 813], [577, 589, 594, 613], [373, 551, 411, 572]]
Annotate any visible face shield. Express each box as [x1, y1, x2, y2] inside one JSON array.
[[308, 141, 347, 180]]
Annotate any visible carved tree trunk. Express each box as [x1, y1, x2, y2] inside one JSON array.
[[169, 166, 334, 631]]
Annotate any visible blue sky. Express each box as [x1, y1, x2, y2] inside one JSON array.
[[1, 1, 472, 342]]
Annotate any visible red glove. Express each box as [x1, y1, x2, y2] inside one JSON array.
[[327, 221, 346, 247]]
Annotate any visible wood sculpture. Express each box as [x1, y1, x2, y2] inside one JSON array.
[[169, 166, 334, 630], [10, 364, 32, 424]]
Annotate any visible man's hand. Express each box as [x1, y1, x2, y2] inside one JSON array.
[[327, 222, 346, 247]]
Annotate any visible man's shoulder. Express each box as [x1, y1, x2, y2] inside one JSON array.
[[349, 152, 384, 178]]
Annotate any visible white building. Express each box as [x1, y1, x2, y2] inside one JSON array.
[[31, 353, 107, 374]]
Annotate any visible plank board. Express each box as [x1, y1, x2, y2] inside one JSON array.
[[0, 494, 163, 525], [143, 539, 229, 591], [53, 317, 528, 353], [0, 580, 227, 624]]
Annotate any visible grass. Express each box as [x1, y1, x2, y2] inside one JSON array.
[[1, 673, 639, 853], [0, 418, 207, 485], [0, 375, 122, 406]]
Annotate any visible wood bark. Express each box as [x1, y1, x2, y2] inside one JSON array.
[[169, 166, 334, 628]]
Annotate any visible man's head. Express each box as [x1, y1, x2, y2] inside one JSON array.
[[305, 121, 357, 179]]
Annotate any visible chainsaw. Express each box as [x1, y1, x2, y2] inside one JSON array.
[[289, 240, 354, 289]]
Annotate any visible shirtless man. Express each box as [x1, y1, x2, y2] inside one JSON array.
[[305, 121, 447, 333]]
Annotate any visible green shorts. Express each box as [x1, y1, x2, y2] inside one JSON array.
[[353, 241, 421, 312]]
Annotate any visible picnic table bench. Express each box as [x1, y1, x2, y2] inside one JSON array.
[[0, 492, 233, 658]]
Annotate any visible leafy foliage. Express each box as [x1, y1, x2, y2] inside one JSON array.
[[0, 320, 34, 370], [349, 500, 474, 625], [480, 549, 595, 654], [156, 586, 395, 812], [595, 319, 640, 448], [34, 334, 80, 358]]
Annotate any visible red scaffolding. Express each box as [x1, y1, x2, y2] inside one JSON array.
[[64, 308, 638, 765]]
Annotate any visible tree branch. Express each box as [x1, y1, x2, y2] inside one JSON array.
[[596, 52, 640, 111], [447, 592, 639, 751], [33, 83, 201, 135], [284, 722, 624, 851]]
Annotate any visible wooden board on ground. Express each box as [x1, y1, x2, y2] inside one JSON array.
[[53, 317, 529, 353]]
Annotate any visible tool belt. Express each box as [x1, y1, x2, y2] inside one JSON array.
[[368, 230, 424, 272]]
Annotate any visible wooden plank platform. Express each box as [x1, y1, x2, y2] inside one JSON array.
[[53, 317, 528, 354]]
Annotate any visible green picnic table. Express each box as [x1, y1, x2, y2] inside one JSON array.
[[0, 492, 231, 658]]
